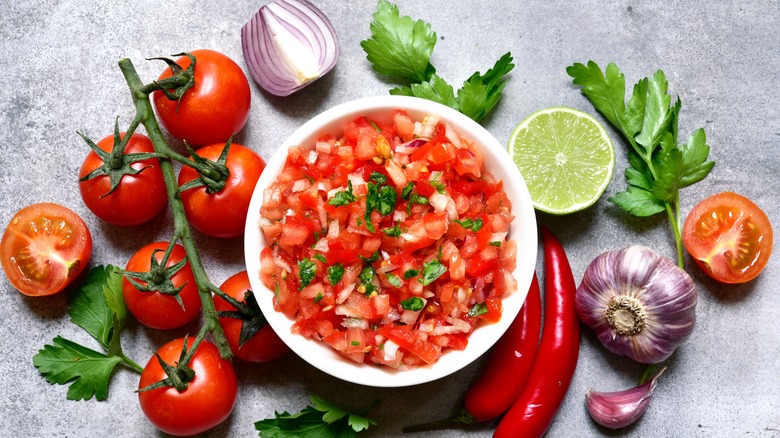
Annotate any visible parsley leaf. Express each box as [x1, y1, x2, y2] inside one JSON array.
[[567, 61, 714, 267], [360, 0, 436, 83], [419, 259, 447, 286], [33, 336, 124, 401], [329, 180, 357, 207], [298, 258, 317, 290], [457, 52, 515, 122], [255, 394, 378, 437], [362, 0, 513, 122], [33, 265, 140, 401]]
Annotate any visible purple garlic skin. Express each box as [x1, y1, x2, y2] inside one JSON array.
[[575, 245, 697, 364], [585, 367, 666, 429]]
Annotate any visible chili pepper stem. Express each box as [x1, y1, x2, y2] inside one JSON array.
[[402, 409, 476, 433], [117, 57, 232, 360]]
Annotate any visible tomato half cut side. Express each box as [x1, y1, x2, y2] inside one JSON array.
[[683, 192, 773, 284], [1, 203, 92, 296]]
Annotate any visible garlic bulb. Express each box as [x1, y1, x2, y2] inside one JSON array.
[[585, 367, 666, 429], [575, 246, 697, 364]]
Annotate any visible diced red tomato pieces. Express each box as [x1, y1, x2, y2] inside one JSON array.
[[258, 110, 518, 368]]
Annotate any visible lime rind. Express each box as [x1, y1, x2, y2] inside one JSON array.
[[508, 107, 615, 215]]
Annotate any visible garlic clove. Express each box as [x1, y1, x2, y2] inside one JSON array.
[[585, 367, 666, 429]]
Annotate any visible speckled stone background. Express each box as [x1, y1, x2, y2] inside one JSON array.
[[1, 0, 779, 436]]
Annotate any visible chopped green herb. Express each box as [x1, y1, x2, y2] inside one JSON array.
[[430, 180, 446, 193], [452, 217, 483, 231], [468, 302, 488, 317], [401, 182, 415, 200], [327, 263, 345, 286], [351, 340, 361, 346], [403, 269, 419, 279], [489, 241, 502, 247], [419, 259, 446, 286], [314, 254, 327, 263], [359, 265, 378, 296], [386, 273, 404, 288], [328, 180, 358, 206], [369, 171, 388, 184], [369, 120, 382, 132], [360, 251, 380, 264], [400, 296, 425, 311], [314, 293, 324, 303], [381, 221, 403, 237], [298, 258, 317, 290]]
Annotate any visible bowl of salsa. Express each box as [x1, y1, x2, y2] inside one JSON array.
[[244, 95, 537, 387]]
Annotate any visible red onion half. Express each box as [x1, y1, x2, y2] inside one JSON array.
[[241, 0, 339, 96]]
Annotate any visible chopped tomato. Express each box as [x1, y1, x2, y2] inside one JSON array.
[[258, 110, 518, 368]]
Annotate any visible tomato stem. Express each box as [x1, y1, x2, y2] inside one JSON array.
[[117, 57, 233, 360]]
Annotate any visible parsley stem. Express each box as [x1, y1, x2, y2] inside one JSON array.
[[117, 57, 232, 360], [119, 353, 144, 374]]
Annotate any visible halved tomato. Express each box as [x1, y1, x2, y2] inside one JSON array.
[[1, 203, 92, 296], [683, 192, 773, 283]]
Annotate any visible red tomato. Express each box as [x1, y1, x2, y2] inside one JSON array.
[[138, 337, 237, 436], [213, 271, 290, 362], [1, 203, 92, 296], [178, 142, 266, 238], [122, 242, 201, 329], [79, 133, 167, 226], [153, 49, 251, 146], [683, 192, 773, 283]]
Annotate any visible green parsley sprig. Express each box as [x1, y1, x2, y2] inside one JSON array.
[[567, 61, 715, 267], [255, 394, 378, 437], [33, 265, 143, 401], [361, 0, 514, 122]]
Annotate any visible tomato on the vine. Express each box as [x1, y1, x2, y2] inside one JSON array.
[[79, 132, 167, 226], [178, 142, 266, 238], [122, 242, 201, 329], [1, 203, 92, 296], [213, 271, 289, 362], [683, 192, 773, 284], [153, 49, 251, 146], [138, 337, 237, 436]]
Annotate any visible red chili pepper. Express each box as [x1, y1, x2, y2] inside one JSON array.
[[493, 226, 580, 438], [401, 276, 542, 432], [464, 272, 542, 422]]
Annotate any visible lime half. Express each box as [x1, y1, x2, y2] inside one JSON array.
[[508, 107, 615, 215]]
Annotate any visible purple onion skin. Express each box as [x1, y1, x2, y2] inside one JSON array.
[[575, 246, 697, 364]]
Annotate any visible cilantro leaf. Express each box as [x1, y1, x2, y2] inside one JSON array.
[[467, 302, 488, 317], [327, 263, 345, 286], [298, 259, 317, 290], [456, 52, 514, 122], [255, 395, 378, 438], [419, 259, 446, 286], [452, 217, 483, 232], [33, 336, 123, 401], [400, 296, 425, 311], [360, 0, 436, 83], [386, 273, 404, 288], [329, 181, 357, 207]]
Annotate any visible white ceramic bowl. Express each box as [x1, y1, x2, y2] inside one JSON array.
[[244, 95, 537, 387]]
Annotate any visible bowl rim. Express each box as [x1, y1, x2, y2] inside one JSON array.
[[244, 95, 537, 387]]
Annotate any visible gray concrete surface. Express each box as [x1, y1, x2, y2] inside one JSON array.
[[1, 0, 779, 436]]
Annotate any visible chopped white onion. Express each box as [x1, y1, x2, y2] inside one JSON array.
[[444, 123, 463, 148], [340, 317, 369, 329], [292, 179, 309, 193], [241, 0, 340, 96], [383, 340, 400, 362], [306, 150, 319, 164], [336, 283, 355, 304], [312, 238, 329, 252]]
